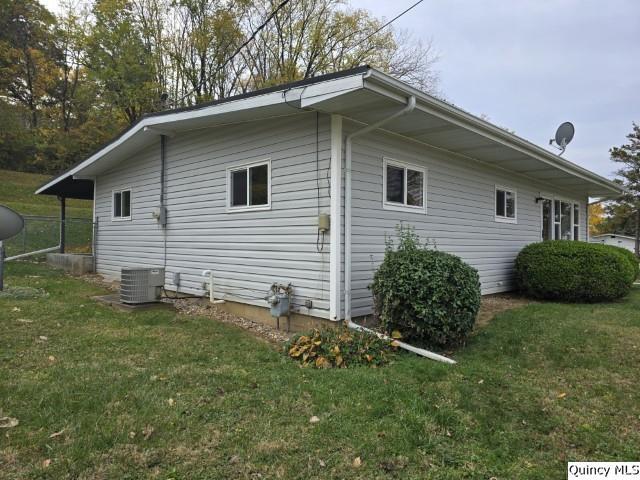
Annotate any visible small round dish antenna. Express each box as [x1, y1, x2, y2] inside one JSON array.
[[0, 205, 24, 240], [549, 122, 575, 155]]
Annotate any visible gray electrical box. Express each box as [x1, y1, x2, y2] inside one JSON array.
[[120, 267, 165, 304], [152, 206, 167, 227]]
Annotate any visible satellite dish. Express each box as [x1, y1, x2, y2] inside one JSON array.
[[0, 205, 24, 240], [549, 121, 575, 155]]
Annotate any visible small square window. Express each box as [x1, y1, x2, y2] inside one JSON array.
[[228, 160, 271, 211], [112, 189, 131, 220], [383, 158, 426, 213], [495, 186, 516, 223]]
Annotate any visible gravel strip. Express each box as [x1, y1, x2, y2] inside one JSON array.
[[78, 273, 290, 345], [172, 298, 291, 344]]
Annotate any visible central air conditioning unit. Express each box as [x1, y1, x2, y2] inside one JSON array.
[[120, 267, 165, 304]]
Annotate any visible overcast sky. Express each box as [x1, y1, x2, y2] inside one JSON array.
[[351, 0, 639, 179], [40, 0, 638, 179]]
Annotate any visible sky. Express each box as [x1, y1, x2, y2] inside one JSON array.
[[39, 0, 639, 179], [349, 0, 639, 179]]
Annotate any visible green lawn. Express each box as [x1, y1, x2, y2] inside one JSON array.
[[1, 262, 639, 479], [0, 169, 92, 218]]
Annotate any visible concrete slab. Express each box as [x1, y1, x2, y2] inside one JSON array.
[[92, 294, 174, 312]]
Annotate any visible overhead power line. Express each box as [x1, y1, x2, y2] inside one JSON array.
[[170, 0, 293, 107], [218, 0, 293, 73], [345, 0, 425, 56], [171, 0, 423, 107]]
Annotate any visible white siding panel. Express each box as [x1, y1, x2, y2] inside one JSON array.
[[348, 126, 589, 317], [94, 112, 332, 318], [95, 144, 164, 280]]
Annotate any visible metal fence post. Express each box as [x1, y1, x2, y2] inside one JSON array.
[[59, 196, 66, 253], [0, 241, 4, 291]]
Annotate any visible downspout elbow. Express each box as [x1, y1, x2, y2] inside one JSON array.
[[344, 95, 416, 323]]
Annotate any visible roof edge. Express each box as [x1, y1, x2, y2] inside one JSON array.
[[36, 65, 371, 195], [364, 69, 623, 196]]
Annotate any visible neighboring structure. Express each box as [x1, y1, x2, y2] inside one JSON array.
[[590, 234, 638, 253], [36, 66, 623, 327]]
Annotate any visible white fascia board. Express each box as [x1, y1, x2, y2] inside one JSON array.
[[363, 70, 623, 196], [299, 75, 365, 108], [36, 73, 367, 195]]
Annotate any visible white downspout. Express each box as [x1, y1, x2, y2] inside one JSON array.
[[344, 95, 416, 322], [343, 94, 457, 365]]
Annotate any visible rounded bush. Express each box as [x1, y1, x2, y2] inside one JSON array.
[[370, 227, 481, 347], [514, 241, 637, 302]]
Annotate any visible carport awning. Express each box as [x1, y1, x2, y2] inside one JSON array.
[[36, 175, 94, 200], [36, 66, 623, 200]]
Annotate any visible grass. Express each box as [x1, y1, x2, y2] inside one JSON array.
[[0, 169, 92, 218], [1, 169, 93, 256], [1, 262, 639, 479]]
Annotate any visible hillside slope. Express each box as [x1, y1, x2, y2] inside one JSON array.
[[0, 169, 92, 218]]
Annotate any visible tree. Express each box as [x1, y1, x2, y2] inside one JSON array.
[[588, 202, 605, 236], [609, 122, 640, 256], [85, 0, 161, 124], [0, 0, 442, 174], [239, 0, 439, 93], [0, 0, 60, 128]]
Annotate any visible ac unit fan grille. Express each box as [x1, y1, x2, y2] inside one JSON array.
[[120, 268, 165, 304]]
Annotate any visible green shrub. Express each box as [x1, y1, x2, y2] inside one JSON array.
[[610, 245, 640, 280], [515, 241, 637, 302], [286, 328, 396, 368], [370, 226, 481, 347]]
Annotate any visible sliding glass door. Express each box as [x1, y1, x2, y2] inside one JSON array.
[[541, 198, 580, 241]]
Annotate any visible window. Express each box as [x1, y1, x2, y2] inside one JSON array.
[[112, 189, 131, 220], [227, 160, 270, 211], [382, 158, 426, 213], [495, 186, 516, 223], [544, 197, 580, 241]]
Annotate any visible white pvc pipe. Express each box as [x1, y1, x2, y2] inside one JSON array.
[[6, 245, 60, 262], [201, 270, 225, 304], [344, 95, 416, 321], [346, 320, 457, 364]]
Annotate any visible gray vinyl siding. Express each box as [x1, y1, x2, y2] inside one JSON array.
[[94, 110, 590, 321], [94, 112, 332, 318], [94, 144, 164, 276], [348, 125, 589, 317]]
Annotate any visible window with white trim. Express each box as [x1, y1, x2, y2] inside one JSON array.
[[112, 189, 131, 220], [495, 186, 516, 223], [383, 158, 426, 213], [227, 160, 270, 211]]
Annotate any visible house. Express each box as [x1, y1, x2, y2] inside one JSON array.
[[590, 233, 638, 253], [36, 66, 623, 329]]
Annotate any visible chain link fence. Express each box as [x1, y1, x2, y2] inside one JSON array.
[[3, 215, 94, 259]]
